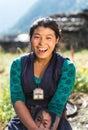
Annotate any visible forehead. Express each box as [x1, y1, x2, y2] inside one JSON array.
[[33, 26, 55, 36]]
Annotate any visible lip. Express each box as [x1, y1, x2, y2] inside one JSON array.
[[37, 48, 48, 55]]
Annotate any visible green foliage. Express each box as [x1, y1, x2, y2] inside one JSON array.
[[0, 85, 14, 125], [74, 64, 88, 93]]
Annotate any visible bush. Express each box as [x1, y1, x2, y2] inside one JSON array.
[[0, 86, 14, 125], [74, 64, 88, 93]]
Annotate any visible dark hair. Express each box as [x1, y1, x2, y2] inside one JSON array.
[[29, 17, 62, 51]]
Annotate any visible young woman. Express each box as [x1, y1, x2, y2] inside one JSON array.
[[8, 17, 76, 130]]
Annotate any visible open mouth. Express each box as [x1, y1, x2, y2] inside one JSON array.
[[38, 48, 48, 53]]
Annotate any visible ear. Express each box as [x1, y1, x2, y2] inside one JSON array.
[[56, 37, 60, 45]]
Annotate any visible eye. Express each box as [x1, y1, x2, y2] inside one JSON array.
[[34, 36, 40, 39], [36, 116, 41, 122], [46, 36, 52, 40]]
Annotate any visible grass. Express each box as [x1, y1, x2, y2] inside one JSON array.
[[61, 49, 88, 69], [0, 52, 20, 98]]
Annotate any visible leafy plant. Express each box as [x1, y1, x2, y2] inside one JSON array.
[[0, 85, 14, 125], [74, 65, 88, 93]]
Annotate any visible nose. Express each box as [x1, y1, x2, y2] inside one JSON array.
[[39, 37, 45, 45]]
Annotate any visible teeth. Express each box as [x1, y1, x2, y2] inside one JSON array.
[[39, 48, 47, 51]]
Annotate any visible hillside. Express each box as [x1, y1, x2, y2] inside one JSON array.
[[5, 0, 88, 35]]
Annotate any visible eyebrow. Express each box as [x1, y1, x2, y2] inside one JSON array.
[[34, 33, 54, 37], [33, 33, 40, 35]]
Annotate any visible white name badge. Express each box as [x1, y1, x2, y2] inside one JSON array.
[[33, 88, 44, 100]]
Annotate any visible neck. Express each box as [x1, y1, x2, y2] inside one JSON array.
[[34, 54, 53, 65], [34, 55, 53, 78]]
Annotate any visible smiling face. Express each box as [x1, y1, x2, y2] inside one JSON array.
[[35, 110, 52, 129], [31, 26, 59, 60]]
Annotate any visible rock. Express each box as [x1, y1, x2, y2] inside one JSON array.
[[68, 92, 88, 130]]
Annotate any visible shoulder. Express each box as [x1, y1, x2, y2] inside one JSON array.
[[21, 52, 34, 62], [55, 52, 76, 74], [62, 58, 76, 78], [55, 52, 65, 60], [56, 52, 76, 69], [11, 53, 32, 65], [10, 52, 32, 68], [11, 56, 21, 67], [63, 58, 76, 70], [55, 52, 65, 67], [20, 52, 34, 69], [10, 57, 22, 73]]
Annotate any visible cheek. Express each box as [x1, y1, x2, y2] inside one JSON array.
[[49, 41, 56, 49], [31, 38, 37, 45], [31, 41, 37, 49]]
